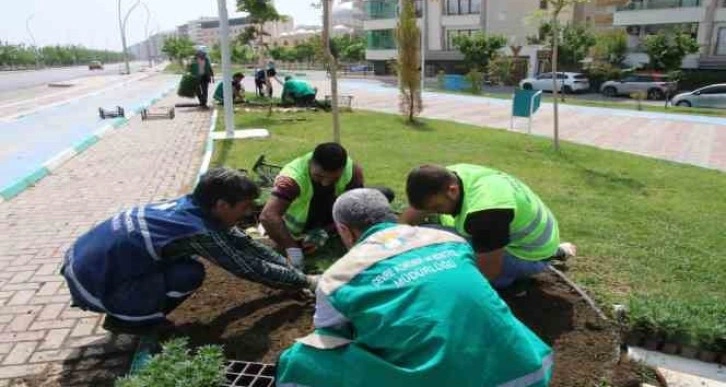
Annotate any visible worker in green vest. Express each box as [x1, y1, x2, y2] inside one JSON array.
[[401, 164, 576, 289], [260, 143, 374, 269], [213, 72, 245, 105], [276, 188, 553, 387], [281, 75, 318, 107]]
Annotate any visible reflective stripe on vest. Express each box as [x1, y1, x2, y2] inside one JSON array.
[[279, 153, 353, 235], [446, 164, 559, 260]]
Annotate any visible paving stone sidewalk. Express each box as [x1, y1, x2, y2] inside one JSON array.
[[0, 95, 210, 386]]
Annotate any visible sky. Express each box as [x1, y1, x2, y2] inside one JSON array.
[[0, 0, 324, 51]]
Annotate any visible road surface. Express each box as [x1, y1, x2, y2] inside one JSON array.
[[0, 67, 182, 193], [0, 61, 146, 92]]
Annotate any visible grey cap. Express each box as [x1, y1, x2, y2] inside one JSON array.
[[333, 188, 397, 232]]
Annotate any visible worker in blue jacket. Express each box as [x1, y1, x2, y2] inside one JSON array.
[[61, 167, 317, 334]]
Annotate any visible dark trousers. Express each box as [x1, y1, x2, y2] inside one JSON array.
[[65, 259, 206, 324], [197, 76, 211, 106]]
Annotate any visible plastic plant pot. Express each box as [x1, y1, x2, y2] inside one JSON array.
[[222, 360, 276, 387]]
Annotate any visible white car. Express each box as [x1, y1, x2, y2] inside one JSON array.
[[519, 72, 590, 94], [670, 84, 726, 109]]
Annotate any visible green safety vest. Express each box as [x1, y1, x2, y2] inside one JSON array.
[[276, 223, 553, 387], [440, 164, 560, 260], [279, 152, 353, 236]]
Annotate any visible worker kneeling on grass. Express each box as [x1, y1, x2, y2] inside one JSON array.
[[401, 164, 576, 289], [276, 189, 553, 387], [60, 167, 317, 335], [260, 143, 394, 270], [281, 75, 318, 107], [213, 72, 245, 105]]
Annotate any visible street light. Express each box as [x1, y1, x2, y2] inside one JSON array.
[[26, 14, 41, 69], [118, 0, 141, 75], [140, 2, 153, 68]]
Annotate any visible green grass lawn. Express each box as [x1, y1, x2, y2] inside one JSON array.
[[210, 109, 726, 351]]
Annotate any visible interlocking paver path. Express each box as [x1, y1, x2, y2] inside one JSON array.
[[0, 93, 209, 386]]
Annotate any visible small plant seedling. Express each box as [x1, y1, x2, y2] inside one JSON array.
[[115, 338, 225, 387]]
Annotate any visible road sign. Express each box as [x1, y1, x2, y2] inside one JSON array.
[[510, 89, 542, 134]]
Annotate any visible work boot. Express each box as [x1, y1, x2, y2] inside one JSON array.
[[102, 315, 174, 336], [551, 242, 577, 262]]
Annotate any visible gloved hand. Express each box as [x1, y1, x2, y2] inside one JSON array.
[[286, 247, 304, 270]]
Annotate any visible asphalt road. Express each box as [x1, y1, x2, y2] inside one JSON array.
[[0, 61, 146, 92]]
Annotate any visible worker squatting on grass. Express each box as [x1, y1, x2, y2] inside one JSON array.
[[60, 167, 318, 335], [276, 189, 554, 386]]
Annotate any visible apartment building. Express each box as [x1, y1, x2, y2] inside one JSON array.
[[176, 16, 294, 48], [576, 0, 726, 69], [363, 0, 585, 75]]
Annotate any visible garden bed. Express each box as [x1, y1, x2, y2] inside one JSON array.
[[166, 262, 655, 386]]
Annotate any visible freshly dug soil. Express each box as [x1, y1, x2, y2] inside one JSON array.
[[167, 262, 313, 363], [170, 264, 651, 386], [498, 272, 647, 387]]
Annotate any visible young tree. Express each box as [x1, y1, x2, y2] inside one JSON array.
[[236, 0, 285, 56], [452, 33, 507, 73], [643, 29, 699, 72], [162, 36, 195, 67], [538, 0, 589, 151], [559, 23, 596, 69], [591, 29, 628, 66], [396, 0, 422, 123]]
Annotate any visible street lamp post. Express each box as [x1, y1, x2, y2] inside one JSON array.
[[118, 0, 141, 75], [140, 2, 153, 68], [216, 0, 235, 138], [26, 14, 41, 69]]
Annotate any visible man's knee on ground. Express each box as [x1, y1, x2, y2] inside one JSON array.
[[164, 259, 206, 295]]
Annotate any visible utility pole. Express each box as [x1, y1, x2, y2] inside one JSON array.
[[140, 2, 153, 68], [26, 14, 41, 69], [217, 0, 235, 138], [323, 0, 341, 143], [118, 0, 140, 75]]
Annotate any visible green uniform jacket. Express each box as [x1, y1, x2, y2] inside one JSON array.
[[278, 152, 353, 236], [282, 79, 316, 99], [277, 223, 553, 387], [440, 164, 560, 260]]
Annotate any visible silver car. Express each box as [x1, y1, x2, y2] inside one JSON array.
[[601, 74, 677, 100], [671, 84, 726, 109]]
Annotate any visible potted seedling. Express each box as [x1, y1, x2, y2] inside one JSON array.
[[116, 338, 225, 387]]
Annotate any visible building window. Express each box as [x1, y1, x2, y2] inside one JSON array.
[[447, 0, 481, 15], [539, 0, 548, 9], [446, 29, 478, 50], [366, 29, 396, 49]]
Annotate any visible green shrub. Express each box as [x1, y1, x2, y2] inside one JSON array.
[[116, 338, 225, 387], [465, 69, 484, 94]]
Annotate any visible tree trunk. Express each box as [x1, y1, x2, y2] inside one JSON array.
[[551, 16, 560, 151], [323, 0, 341, 143]]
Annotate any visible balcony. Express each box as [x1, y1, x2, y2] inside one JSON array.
[[616, 0, 701, 11], [614, 0, 705, 25], [363, 0, 422, 20]]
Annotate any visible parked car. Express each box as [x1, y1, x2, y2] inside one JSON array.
[[600, 74, 676, 100], [88, 60, 103, 70], [519, 72, 590, 94], [670, 84, 726, 109]]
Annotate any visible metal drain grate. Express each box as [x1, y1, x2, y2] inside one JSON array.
[[222, 361, 276, 387]]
